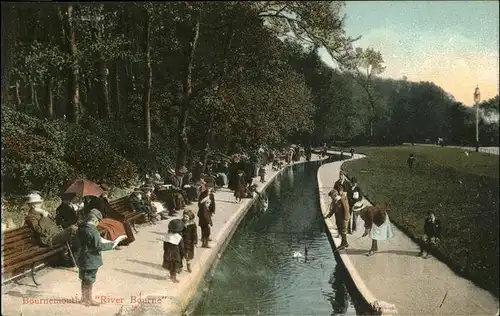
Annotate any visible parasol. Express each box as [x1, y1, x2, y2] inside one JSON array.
[[62, 179, 104, 198]]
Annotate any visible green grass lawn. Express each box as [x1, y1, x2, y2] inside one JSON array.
[[342, 145, 499, 296]]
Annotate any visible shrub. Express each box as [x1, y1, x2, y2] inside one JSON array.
[[62, 122, 137, 187], [1, 105, 137, 197]]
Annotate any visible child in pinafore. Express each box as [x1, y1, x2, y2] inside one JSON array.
[[182, 210, 197, 273], [163, 219, 185, 283], [258, 165, 266, 183]]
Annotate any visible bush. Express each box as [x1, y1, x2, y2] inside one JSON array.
[[1, 105, 137, 197], [83, 116, 175, 175], [62, 122, 137, 187]]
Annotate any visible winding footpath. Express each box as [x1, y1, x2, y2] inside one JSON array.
[[318, 153, 499, 316], [1, 155, 320, 316]]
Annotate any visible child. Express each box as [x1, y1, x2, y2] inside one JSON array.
[[418, 211, 442, 258], [258, 165, 266, 183], [198, 196, 213, 247], [407, 154, 415, 169], [163, 219, 185, 283], [182, 210, 197, 273]]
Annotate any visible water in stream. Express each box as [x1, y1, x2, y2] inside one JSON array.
[[194, 162, 360, 315]]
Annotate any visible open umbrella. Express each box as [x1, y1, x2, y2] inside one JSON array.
[[63, 179, 104, 198]]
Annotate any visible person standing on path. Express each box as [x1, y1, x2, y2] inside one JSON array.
[[418, 211, 442, 258], [324, 188, 350, 249], [163, 219, 185, 283], [198, 195, 213, 248], [359, 205, 394, 256], [182, 210, 197, 273], [334, 171, 352, 200], [348, 177, 363, 234], [76, 209, 116, 306], [234, 170, 246, 203], [350, 148, 355, 158]]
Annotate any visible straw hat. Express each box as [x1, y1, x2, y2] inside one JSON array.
[[352, 200, 367, 212], [26, 193, 43, 204]]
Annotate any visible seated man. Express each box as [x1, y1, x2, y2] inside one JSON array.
[[129, 188, 157, 223], [24, 193, 77, 266]]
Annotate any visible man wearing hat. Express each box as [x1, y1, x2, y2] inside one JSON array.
[[334, 171, 352, 194], [24, 193, 78, 254], [76, 209, 117, 306]]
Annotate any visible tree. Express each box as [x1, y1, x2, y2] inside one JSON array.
[[57, 4, 80, 124], [142, 5, 152, 150]]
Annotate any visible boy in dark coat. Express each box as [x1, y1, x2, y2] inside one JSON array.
[[198, 196, 213, 248], [418, 211, 442, 258], [163, 219, 185, 283], [182, 210, 197, 273], [76, 209, 116, 306], [324, 187, 350, 249]]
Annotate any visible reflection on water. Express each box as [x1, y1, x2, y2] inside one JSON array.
[[194, 163, 359, 315]]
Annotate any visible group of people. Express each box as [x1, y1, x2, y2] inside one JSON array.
[[21, 190, 133, 306], [325, 170, 442, 257]]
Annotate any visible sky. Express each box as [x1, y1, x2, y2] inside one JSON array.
[[318, 1, 499, 106]]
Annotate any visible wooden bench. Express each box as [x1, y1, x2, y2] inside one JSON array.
[[108, 196, 145, 233], [2, 224, 107, 286]]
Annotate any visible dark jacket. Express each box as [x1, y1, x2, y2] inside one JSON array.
[[24, 212, 63, 247], [424, 218, 442, 238], [76, 222, 114, 270], [55, 203, 78, 229], [333, 178, 352, 195]]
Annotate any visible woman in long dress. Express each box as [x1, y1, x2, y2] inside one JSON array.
[[358, 204, 394, 256], [234, 171, 246, 203]]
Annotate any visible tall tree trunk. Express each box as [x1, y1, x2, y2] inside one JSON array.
[[142, 8, 152, 150], [34, 84, 40, 110], [202, 115, 215, 173], [15, 81, 21, 106], [58, 5, 79, 124], [99, 58, 111, 118], [176, 13, 201, 170], [111, 61, 122, 118], [1, 4, 17, 102], [46, 78, 54, 118]]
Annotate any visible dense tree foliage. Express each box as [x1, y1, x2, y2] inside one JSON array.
[[1, 1, 498, 197]]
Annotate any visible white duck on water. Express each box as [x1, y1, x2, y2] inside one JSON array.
[[292, 246, 309, 260]]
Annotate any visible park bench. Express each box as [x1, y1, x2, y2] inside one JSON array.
[[1, 225, 106, 286], [108, 196, 145, 233]]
